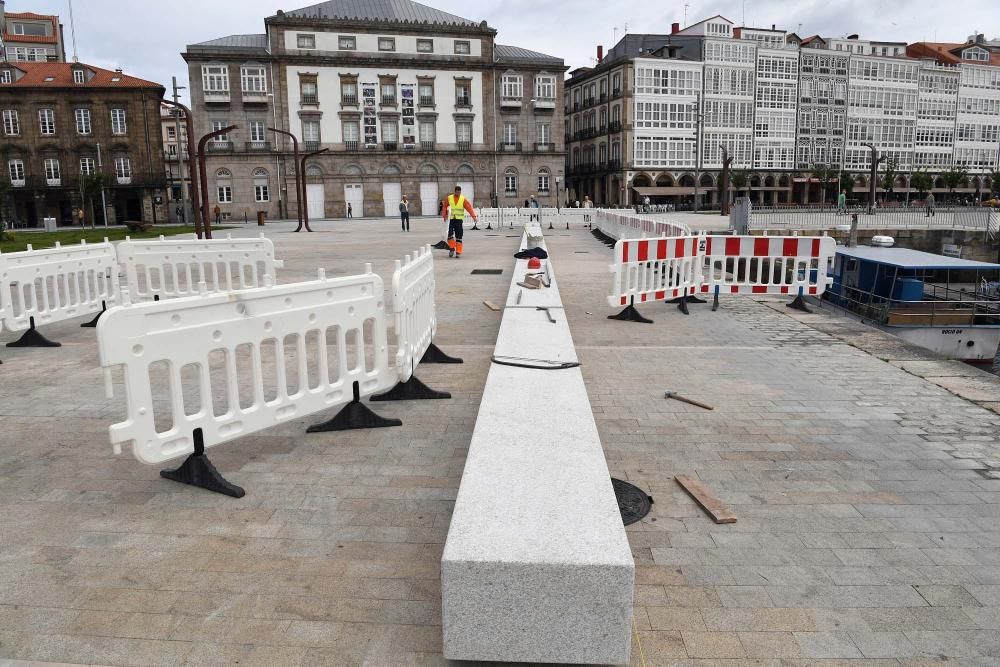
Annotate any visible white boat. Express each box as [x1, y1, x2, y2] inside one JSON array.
[[826, 246, 1000, 363]]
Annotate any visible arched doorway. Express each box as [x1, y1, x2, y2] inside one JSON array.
[[342, 164, 364, 217], [418, 163, 440, 216]]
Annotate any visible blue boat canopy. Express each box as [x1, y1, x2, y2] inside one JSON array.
[[835, 246, 1000, 271]]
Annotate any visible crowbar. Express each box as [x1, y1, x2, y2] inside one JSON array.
[[664, 391, 713, 410]]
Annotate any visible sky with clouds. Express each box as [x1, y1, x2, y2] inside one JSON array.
[[6, 0, 996, 101]]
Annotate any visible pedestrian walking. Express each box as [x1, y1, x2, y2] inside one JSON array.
[[529, 195, 540, 222], [582, 196, 594, 208], [837, 191, 847, 216], [443, 185, 478, 258], [926, 192, 936, 218], [399, 196, 410, 231], [213, 204, 221, 225], [347, 202, 353, 219]]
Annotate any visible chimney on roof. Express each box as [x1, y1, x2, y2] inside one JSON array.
[[772, 24, 776, 30], [976, 33, 985, 44], [597, 44, 603, 62], [115, 67, 123, 73], [671, 22, 680, 34]]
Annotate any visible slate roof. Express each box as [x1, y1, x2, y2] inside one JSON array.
[[278, 0, 478, 26], [495, 44, 562, 66], [188, 34, 270, 52], [0, 61, 163, 90]]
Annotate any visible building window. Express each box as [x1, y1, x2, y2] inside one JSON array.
[[216, 168, 232, 203], [503, 122, 517, 145], [380, 82, 396, 104], [211, 120, 228, 142], [454, 40, 471, 55], [419, 121, 435, 145], [502, 74, 523, 99], [73, 69, 85, 84], [456, 121, 472, 146], [341, 80, 357, 104], [455, 81, 471, 106], [301, 80, 318, 104], [378, 37, 395, 52], [302, 120, 321, 144], [12, 22, 47, 36], [0, 70, 11, 84], [249, 120, 266, 143], [201, 65, 229, 93], [417, 39, 434, 53], [8, 159, 25, 182], [2, 109, 19, 135], [241, 66, 267, 93], [338, 36, 355, 50], [297, 34, 316, 49], [535, 74, 556, 100], [417, 81, 435, 105], [44, 157, 60, 181], [111, 108, 127, 135], [114, 157, 131, 180], [536, 122, 550, 145], [166, 126, 176, 140], [504, 168, 517, 194], [382, 121, 398, 144], [537, 168, 550, 193], [38, 108, 55, 135], [343, 120, 360, 145], [80, 157, 96, 175], [253, 168, 269, 202], [75, 108, 91, 135]]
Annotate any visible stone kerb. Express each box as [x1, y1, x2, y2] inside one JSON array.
[[441, 222, 634, 665]]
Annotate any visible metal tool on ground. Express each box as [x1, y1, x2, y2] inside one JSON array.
[[675, 474, 736, 524], [536, 306, 556, 323], [664, 391, 713, 410]]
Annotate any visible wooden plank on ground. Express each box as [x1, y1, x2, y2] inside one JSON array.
[[483, 300, 501, 312], [675, 474, 737, 524]]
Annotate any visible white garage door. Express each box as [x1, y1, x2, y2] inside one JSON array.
[[344, 183, 363, 218], [420, 182, 439, 216], [306, 184, 325, 220], [383, 182, 401, 218]]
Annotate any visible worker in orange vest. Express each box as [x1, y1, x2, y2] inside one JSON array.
[[442, 185, 478, 258]]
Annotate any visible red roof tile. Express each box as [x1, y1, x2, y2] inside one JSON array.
[[0, 61, 164, 90]]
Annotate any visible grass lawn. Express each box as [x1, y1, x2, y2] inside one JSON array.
[[0, 226, 230, 253]]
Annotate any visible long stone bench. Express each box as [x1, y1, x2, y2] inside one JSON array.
[[441, 223, 634, 665]]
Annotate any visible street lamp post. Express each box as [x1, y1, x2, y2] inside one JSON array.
[[862, 142, 884, 215], [269, 127, 303, 230], [692, 92, 703, 213], [555, 176, 561, 212], [197, 124, 237, 240], [162, 97, 201, 236], [96, 141, 109, 227], [299, 148, 328, 232]]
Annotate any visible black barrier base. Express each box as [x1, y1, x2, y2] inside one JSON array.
[[420, 342, 463, 365], [608, 303, 653, 324], [787, 294, 812, 313], [591, 228, 617, 248], [160, 429, 245, 498], [432, 240, 450, 250], [307, 381, 402, 432], [7, 318, 60, 348], [80, 301, 107, 328], [667, 295, 707, 304], [371, 375, 451, 402], [677, 298, 690, 315], [712, 292, 720, 312]]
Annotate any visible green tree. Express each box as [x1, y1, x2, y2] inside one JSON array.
[[839, 171, 855, 196], [80, 172, 110, 228], [881, 157, 899, 197], [0, 176, 11, 225], [730, 170, 749, 193], [942, 167, 969, 196], [988, 170, 1000, 197], [909, 169, 932, 196], [810, 163, 834, 204]]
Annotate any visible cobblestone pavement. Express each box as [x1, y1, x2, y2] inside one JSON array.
[[1, 218, 1000, 666]]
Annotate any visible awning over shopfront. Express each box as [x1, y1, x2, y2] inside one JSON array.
[[632, 186, 696, 196]]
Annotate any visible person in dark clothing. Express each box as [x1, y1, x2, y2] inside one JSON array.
[[347, 202, 353, 219], [399, 196, 410, 231]]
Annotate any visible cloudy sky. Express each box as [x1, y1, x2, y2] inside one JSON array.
[[7, 0, 994, 100]]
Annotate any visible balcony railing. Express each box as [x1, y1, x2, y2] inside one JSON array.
[[242, 90, 268, 104], [301, 95, 319, 105], [420, 141, 435, 150], [501, 96, 522, 108], [457, 141, 472, 151], [383, 142, 398, 151], [573, 102, 581, 111], [206, 140, 233, 152], [11, 178, 25, 187], [599, 93, 608, 103], [608, 121, 622, 133], [534, 97, 556, 109], [381, 95, 397, 106], [583, 97, 595, 107], [117, 176, 132, 185], [534, 142, 555, 152], [341, 94, 358, 105], [607, 159, 622, 171], [46, 177, 62, 187], [499, 141, 522, 152], [304, 141, 320, 152], [204, 90, 230, 103], [455, 95, 472, 107], [612, 88, 622, 98], [245, 141, 272, 152], [418, 95, 435, 106], [344, 140, 360, 152]]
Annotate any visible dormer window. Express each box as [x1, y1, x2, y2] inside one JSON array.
[[0, 70, 11, 84], [44, 76, 55, 82], [963, 47, 989, 62], [73, 69, 85, 84]]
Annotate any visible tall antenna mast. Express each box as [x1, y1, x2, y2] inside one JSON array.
[[684, 4, 689, 26], [67, 0, 79, 62]]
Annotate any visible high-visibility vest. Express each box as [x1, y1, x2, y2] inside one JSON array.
[[448, 194, 466, 220]]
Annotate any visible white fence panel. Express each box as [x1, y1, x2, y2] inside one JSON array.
[[116, 233, 284, 301], [0, 240, 119, 332], [97, 267, 394, 465], [392, 245, 436, 382], [596, 210, 691, 241]]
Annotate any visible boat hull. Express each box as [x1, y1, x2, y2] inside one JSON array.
[[889, 325, 1000, 362]]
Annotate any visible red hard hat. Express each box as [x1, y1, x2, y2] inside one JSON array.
[[527, 257, 542, 270]]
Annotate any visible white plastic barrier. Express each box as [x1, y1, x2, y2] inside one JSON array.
[[392, 245, 436, 382], [97, 267, 394, 465], [116, 233, 284, 301], [608, 236, 704, 307], [700, 234, 835, 297], [0, 240, 119, 332], [596, 209, 691, 240]]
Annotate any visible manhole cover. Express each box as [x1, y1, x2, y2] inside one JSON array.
[[612, 478, 653, 525], [471, 269, 503, 275]]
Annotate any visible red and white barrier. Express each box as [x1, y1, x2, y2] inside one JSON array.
[[116, 233, 284, 301], [0, 240, 119, 333], [608, 236, 703, 307], [97, 266, 394, 465], [700, 235, 835, 297], [392, 245, 436, 382]]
